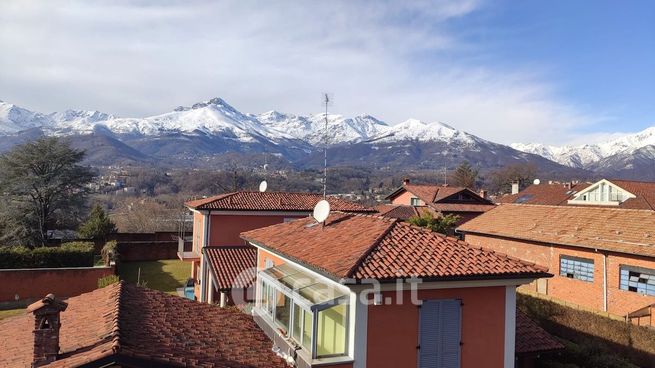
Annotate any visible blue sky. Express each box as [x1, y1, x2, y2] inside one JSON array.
[[0, 0, 653, 145]]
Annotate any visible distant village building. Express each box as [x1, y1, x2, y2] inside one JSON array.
[[378, 179, 495, 224], [459, 204, 655, 326], [497, 178, 655, 210]]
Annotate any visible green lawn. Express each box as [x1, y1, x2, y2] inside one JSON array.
[[118, 260, 191, 294], [0, 308, 24, 320]]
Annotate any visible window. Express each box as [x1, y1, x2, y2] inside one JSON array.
[[411, 197, 421, 206], [264, 258, 274, 269], [560, 256, 594, 282], [620, 266, 655, 296], [259, 263, 349, 359], [316, 303, 347, 357]]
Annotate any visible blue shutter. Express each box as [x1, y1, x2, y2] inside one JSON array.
[[419, 300, 461, 368]]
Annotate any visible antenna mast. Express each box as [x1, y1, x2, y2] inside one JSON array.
[[323, 93, 329, 198]]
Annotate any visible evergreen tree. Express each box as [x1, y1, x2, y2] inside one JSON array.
[[79, 204, 117, 241], [451, 161, 478, 189], [0, 137, 94, 246]]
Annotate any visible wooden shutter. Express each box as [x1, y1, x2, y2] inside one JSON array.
[[418, 299, 461, 368]]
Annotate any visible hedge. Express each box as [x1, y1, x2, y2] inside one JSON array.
[[0, 242, 95, 269]]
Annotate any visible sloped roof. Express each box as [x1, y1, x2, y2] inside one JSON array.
[[0, 282, 286, 368], [495, 183, 590, 206], [241, 212, 549, 282], [375, 204, 433, 220], [386, 184, 494, 213], [515, 311, 564, 354], [496, 179, 655, 210], [458, 204, 655, 257], [186, 191, 374, 212], [205, 246, 257, 290]]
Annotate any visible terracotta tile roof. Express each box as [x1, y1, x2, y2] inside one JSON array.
[[186, 191, 374, 212], [496, 179, 655, 210], [458, 204, 655, 257], [205, 246, 257, 290], [241, 212, 549, 282], [387, 184, 467, 203], [515, 310, 564, 354], [430, 203, 496, 213], [375, 204, 427, 220], [609, 179, 655, 210], [495, 183, 590, 205], [0, 282, 287, 368]]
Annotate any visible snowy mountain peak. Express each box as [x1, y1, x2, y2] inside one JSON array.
[[512, 125, 655, 168]]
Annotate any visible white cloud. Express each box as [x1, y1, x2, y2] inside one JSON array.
[[0, 0, 603, 144]]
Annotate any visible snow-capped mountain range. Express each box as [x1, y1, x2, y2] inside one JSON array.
[[1, 97, 651, 179], [511, 127, 655, 169], [0, 97, 479, 147]]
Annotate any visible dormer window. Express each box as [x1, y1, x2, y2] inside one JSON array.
[[568, 180, 635, 206]]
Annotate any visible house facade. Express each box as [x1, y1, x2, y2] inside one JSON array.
[[383, 179, 495, 224], [182, 191, 374, 304], [458, 204, 655, 326], [241, 212, 552, 368]]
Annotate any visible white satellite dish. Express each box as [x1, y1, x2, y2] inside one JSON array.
[[259, 180, 268, 192], [533, 179, 541, 185], [313, 200, 330, 223]]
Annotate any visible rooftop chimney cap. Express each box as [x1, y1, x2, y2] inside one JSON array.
[[27, 294, 68, 314]]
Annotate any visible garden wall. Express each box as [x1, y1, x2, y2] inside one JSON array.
[[0, 265, 115, 303], [117, 241, 179, 261]]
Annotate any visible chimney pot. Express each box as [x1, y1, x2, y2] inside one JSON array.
[[479, 190, 488, 199], [511, 181, 520, 195], [402, 178, 410, 186], [28, 294, 68, 367]]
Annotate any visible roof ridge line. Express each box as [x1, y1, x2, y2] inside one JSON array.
[[344, 218, 399, 279], [110, 281, 124, 354]]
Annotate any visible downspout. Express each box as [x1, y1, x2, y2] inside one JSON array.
[[602, 251, 608, 313]]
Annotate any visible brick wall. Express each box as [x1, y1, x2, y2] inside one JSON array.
[[464, 233, 655, 319], [0, 266, 115, 303]]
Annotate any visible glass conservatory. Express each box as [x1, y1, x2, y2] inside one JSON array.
[[258, 263, 349, 358]]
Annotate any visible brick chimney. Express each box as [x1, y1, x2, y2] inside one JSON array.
[[402, 178, 410, 186], [27, 294, 68, 367]]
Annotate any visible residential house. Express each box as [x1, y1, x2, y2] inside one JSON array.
[[497, 178, 655, 210], [382, 179, 495, 224], [0, 282, 288, 367], [458, 204, 655, 326], [241, 212, 552, 368], [182, 191, 374, 304]]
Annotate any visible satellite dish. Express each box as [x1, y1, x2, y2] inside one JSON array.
[[313, 200, 330, 223], [263, 163, 269, 171], [259, 180, 268, 192], [533, 179, 541, 185]]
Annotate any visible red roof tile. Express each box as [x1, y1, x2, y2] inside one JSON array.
[[186, 191, 374, 212], [458, 204, 655, 257], [496, 183, 591, 205], [386, 184, 495, 214], [205, 246, 257, 290], [241, 212, 549, 282], [0, 282, 287, 368], [515, 311, 564, 354]]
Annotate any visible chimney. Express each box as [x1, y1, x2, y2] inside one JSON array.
[[564, 182, 572, 190], [479, 189, 488, 199], [28, 294, 68, 367], [511, 181, 520, 195], [402, 178, 410, 186]]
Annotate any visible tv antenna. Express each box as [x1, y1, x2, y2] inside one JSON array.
[[322, 93, 332, 198]]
